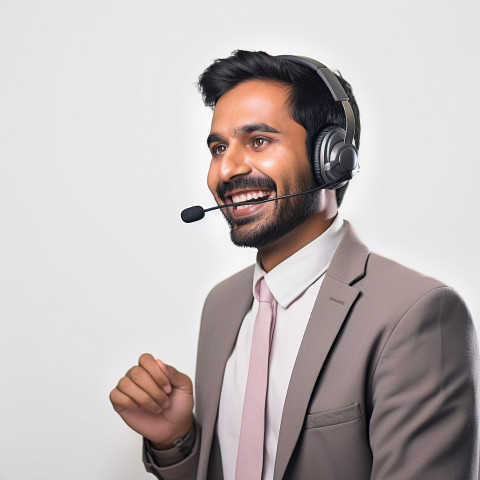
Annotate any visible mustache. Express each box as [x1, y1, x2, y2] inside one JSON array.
[[216, 175, 277, 201]]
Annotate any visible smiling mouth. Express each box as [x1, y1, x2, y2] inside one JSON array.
[[226, 189, 274, 210]]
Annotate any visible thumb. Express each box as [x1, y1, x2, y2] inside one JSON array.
[[156, 359, 193, 393]]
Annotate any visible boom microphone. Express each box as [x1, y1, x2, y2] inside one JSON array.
[[180, 175, 350, 223]]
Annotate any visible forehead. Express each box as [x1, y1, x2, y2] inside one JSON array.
[[210, 79, 295, 132]]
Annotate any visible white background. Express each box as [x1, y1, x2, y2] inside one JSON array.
[[1, 1, 479, 478]]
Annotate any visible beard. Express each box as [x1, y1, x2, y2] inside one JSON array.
[[216, 171, 321, 248]]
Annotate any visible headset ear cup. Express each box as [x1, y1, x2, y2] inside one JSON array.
[[313, 126, 345, 186], [312, 128, 329, 185]]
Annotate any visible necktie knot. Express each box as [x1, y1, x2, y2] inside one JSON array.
[[255, 277, 274, 304]]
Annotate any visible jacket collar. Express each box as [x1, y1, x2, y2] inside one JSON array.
[[326, 220, 370, 286]]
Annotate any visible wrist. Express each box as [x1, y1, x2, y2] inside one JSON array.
[[150, 420, 194, 451], [144, 422, 196, 468]]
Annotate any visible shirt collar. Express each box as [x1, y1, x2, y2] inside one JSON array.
[[253, 214, 345, 309]]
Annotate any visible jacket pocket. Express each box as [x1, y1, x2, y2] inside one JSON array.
[[303, 403, 361, 429]]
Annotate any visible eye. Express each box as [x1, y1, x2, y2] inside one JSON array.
[[252, 137, 268, 148], [211, 144, 227, 156]]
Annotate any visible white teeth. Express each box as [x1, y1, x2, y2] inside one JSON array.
[[232, 191, 269, 203]]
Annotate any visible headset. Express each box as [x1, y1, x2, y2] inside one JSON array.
[[276, 55, 359, 189]]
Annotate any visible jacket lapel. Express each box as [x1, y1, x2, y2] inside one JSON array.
[[197, 266, 255, 480], [274, 222, 369, 479]]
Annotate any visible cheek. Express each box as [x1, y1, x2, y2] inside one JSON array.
[[253, 147, 291, 177], [258, 158, 278, 171], [260, 154, 309, 182]]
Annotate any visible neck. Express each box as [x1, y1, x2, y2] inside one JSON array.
[[258, 207, 338, 273]]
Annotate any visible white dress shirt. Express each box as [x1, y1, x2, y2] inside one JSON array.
[[217, 215, 346, 480]]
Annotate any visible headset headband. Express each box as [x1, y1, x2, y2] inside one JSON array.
[[276, 55, 356, 147]]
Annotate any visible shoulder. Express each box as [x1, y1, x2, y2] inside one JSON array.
[[202, 264, 255, 313], [205, 264, 254, 300], [355, 251, 473, 335], [334, 221, 458, 309], [336, 223, 472, 329], [362, 251, 445, 294]]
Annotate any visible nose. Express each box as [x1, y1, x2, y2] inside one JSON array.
[[218, 143, 252, 182]]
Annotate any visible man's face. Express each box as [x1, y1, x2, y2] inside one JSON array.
[[207, 79, 319, 248]]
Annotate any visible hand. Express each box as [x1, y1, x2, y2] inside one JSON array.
[[110, 353, 194, 448]]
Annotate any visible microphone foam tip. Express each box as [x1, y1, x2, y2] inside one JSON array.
[[181, 205, 205, 223]]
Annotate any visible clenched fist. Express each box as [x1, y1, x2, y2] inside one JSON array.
[[110, 353, 194, 449]]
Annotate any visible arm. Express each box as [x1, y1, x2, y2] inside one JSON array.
[[110, 354, 198, 479], [370, 287, 479, 479]]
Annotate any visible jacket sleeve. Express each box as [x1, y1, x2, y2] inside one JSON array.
[[369, 286, 479, 479], [142, 420, 200, 480]]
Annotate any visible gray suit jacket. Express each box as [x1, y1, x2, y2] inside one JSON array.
[[145, 222, 479, 479]]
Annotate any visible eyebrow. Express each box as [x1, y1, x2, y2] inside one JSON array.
[[206, 123, 280, 147]]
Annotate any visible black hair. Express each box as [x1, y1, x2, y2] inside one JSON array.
[[197, 50, 361, 207]]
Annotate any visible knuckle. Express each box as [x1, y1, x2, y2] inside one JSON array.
[[139, 393, 157, 411], [110, 397, 125, 412], [128, 366, 143, 382], [156, 391, 168, 404], [109, 389, 130, 411], [117, 377, 130, 392], [138, 353, 153, 365]]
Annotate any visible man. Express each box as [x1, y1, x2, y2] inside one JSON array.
[[110, 51, 479, 479]]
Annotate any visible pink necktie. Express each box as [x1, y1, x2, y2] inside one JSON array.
[[235, 277, 277, 480]]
